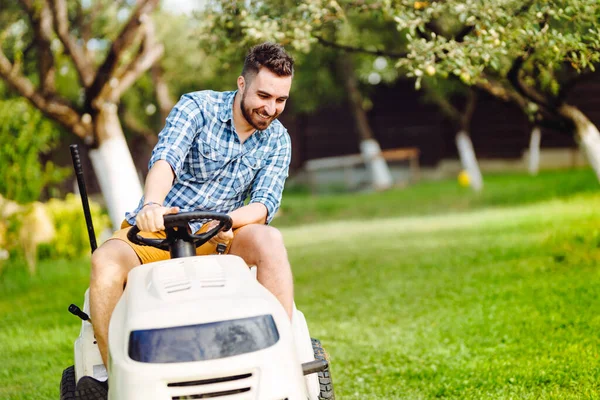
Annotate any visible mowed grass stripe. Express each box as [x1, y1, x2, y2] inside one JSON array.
[[288, 196, 600, 399], [0, 178, 599, 398]]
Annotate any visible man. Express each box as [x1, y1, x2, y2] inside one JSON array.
[[90, 42, 295, 368]]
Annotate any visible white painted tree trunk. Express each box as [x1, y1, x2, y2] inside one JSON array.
[[455, 131, 483, 192], [89, 104, 143, 229], [528, 126, 541, 176], [360, 139, 393, 190], [339, 55, 393, 191], [561, 105, 600, 182]]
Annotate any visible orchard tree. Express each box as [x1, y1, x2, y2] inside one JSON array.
[[197, 0, 397, 190], [0, 0, 165, 228], [197, 0, 485, 189], [199, 0, 600, 185], [384, 0, 600, 180]]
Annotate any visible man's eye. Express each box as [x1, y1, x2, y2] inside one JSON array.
[[258, 94, 268, 98]]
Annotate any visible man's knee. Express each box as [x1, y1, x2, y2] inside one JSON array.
[[91, 240, 139, 285], [236, 224, 285, 250], [230, 225, 287, 264]]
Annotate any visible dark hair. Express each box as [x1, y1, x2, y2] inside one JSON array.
[[242, 42, 294, 81]]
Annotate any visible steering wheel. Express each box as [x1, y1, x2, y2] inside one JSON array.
[[126, 211, 233, 251]]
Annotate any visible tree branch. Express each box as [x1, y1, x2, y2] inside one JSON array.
[[122, 108, 155, 137], [19, 0, 56, 95], [476, 73, 528, 109], [151, 63, 175, 123], [507, 49, 556, 110], [86, 0, 159, 107], [48, 0, 94, 87], [315, 35, 407, 58], [105, 18, 164, 103], [479, 71, 574, 134], [461, 89, 477, 130], [0, 48, 91, 139], [422, 82, 462, 126]]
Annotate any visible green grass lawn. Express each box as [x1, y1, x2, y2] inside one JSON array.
[[1, 169, 600, 399], [275, 168, 600, 227]]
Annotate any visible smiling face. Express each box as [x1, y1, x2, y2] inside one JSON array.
[[238, 67, 292, 131]]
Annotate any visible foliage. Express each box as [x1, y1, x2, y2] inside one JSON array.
[[0, 0, 168, 148], [0, 98, 70, 203], [195, 1, 356, 113], [38, 194, 111, 260], [386, 1, 600, 94], [197, 0, 600, 125], [2, 170, 600, 398], [0, 0, 127, 107], [120, 10, 233, 138]]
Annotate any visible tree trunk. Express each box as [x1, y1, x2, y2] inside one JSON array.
[[528, 126, 541, 175], [560, 104, 600, 182], [422, 84, 483, 192], [339, 55, 393, 190], [456, 131, 483, 192], [89, 104, 143, 229]]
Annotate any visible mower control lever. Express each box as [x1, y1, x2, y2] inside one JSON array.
[[301, 359, 328, 375], [216, 243, 227, 254], [69, 304, 91, 324]]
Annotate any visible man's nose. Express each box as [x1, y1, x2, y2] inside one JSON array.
[[264, 100, 276, 116]]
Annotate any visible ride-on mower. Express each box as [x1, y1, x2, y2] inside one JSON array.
[[60, 145, 334, 400]]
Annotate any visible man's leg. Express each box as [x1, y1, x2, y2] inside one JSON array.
[[228, 224, 294, 319], [90, 239, 141, 367]]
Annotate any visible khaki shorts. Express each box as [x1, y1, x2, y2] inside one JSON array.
[[110, 220, 234, 264]]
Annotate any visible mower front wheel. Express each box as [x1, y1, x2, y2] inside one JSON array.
[[311, 338, 335, 399], [60, 366, 76, 400], [60, 365, 108, 400]]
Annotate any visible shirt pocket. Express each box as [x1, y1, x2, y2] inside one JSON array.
[[190, 139, 226, 182], [234, 154, 263, 194]]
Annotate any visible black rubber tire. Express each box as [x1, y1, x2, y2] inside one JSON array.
[[75, 375, 108, 400], [60, 366, 76, 400], [60, 366, 108, 400], [311, 338, 335, 400]]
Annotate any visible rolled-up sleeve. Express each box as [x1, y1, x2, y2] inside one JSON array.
[[148, 94, 204, 177], [249, 132, 292, 224]]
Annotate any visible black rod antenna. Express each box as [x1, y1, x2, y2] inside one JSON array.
[[70, 144, 97, 253]]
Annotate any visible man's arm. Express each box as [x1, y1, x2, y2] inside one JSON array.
[[209, 132, 290, 244], [247, 133, 292, 224], [135, 94, 205, 232], [229, 203, 268, 228], [135, 160, 179, 232], [207, 203, 267, 245]]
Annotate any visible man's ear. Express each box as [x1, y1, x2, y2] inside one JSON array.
[[237, 76, 245, 93]]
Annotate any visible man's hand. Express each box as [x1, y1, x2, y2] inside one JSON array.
[[135, 203, 179, 232], [205, 219, 234, 247]]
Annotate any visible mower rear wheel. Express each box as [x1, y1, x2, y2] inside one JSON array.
[[311, 338, 335, 399]]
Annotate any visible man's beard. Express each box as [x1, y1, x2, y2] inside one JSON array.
[[240, 92, 277, 131]]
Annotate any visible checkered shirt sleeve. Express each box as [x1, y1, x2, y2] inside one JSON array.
[[148, 94, 203, 176]]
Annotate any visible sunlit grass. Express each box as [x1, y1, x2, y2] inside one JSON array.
[[1, 169, 599, 399]]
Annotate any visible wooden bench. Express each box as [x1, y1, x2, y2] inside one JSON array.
[[304, 147, 420, 193]]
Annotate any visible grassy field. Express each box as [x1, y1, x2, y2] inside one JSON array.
[[1, 169, 600, 399], [275, 168, 600, 227]]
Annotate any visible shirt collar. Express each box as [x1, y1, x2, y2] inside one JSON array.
[[218, 90, 236, 123]]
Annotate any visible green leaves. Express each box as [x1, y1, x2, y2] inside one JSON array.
[[193, 0, 598, 119], [0, 98, 70, 203]]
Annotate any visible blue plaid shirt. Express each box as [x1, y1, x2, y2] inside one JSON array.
[[126, 90, 291, 233]]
